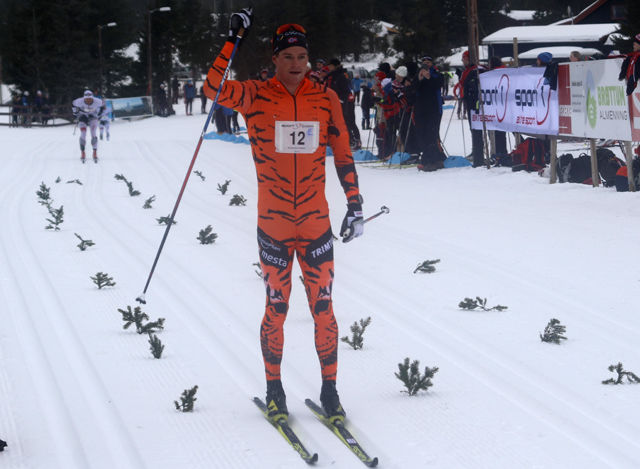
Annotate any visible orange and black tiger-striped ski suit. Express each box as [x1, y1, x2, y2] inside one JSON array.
[[204, 42, 361, 384]]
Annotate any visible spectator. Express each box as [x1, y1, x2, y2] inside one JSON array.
[[223, 105, 234, 133], [10, 94, 20, 127], [183, 79, 196, 115], [20, 91, 31, 127], [455, 50, 483, 166], [258, 68, 269, 82], [536, 52, 552, 67], [414, 56, 444, 171], [34, 90, 44, 124], [314, 58, 326, 72], [325, 58, 361, 149], [351, 74, 363, 104], [213, 103, 227, 134], [171, 77, 179, 104], [309, 70, 322, 84], [41, 91, 51, 125], [618, 33, 640, 96], [569, 51, 582, 62], [156, 83, 169, 117], [360, 83, 374, 130], [231, 109, 240, 133], [200, 85, 207, 114]]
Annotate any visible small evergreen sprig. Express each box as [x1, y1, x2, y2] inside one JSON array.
[[341, 317, 372, 350], [413, 259, 440, 273], [126, 181, 140, 197], [194, 170, 206, 181], [138, 317, 165, 334], [395, 358, 438, 396], [458, 297, 508, 312], [91, 272, 116, 289], [197, 225, 218, 244], [45, 205, 64, 230], [143, 195, 156, 209], [55, 176, 61, 183], [114, 173, 127, 182], [148, 333, 164, 359], [217, 179, 231, 195], [253, 262, 263, 278], [74, 233, 95, 251], [157, 215, 176, 225], [229, 194, 247, 206], [540, 319, 567, 344], [66, 179, 83, 185], [36, 182, 52, 205], [118, 305, 149, 331], [602, 363, 640, 385], [175, 385, 198, 412]]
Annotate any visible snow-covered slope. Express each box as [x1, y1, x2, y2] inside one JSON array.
[[1, 104, 640, 469]]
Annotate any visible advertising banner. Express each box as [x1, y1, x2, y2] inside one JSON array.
[[471, 67, 558, 135], [558, 59, 632, 140], [630, 89, 640, 141], [109, 96, 153, 119]]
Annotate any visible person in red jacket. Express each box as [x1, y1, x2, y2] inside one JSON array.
[[619, 33, 640, 96], [203, 10, 364, 423]]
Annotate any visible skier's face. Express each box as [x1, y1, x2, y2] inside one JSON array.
[[273, 46, 308, 88], [84, 97, 93, 105]]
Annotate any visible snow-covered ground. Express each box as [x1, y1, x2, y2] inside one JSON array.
[[1, 101, 640, 469]]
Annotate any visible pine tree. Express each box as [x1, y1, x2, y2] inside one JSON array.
[[341, 316, 372, 350], [229, 194, 247, 206], [413, 259, 440, 273], [197, 225, 218, 244], [118, 305, 149, 332], [458, 297, 507, 312], [148, 333, 165, 359], [36, 182, 51, 206], [395, 358, 438, 396], [174, 385, 198, 412], [540, 318, 567, 344], [45, 205, 64, 230], [602, 363, 640, 385], [74, 233, 95, 251], [91, 272, 116, 289], [217, 179, 231, 195], [143, 195, 156, 209]]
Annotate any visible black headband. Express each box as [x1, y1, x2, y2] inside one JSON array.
[[273, 29, 308, 54]]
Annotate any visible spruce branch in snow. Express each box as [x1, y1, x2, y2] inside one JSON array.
[[194, 170, 206, 181], [395, 358, 438, 396], [126, 181, 141, 197], [138, 317, 165, 334], [0, 438, 6, 451], [341, 316, 372, 350], [143, 195, 156, 209], [197, 225, 218, 244], [175, 385, 198, 412], [66, 179, 83, 185], [413, 259, 440, 273], [229, 194, 247, 206], [602, 363, 640, 385], [74, 233, 95, 251], [156, 215, 176, 225], [45, 205, 64, 230], [540, 319, 567, 344], [55, 176, 61, 183], [217, 179, 231, 195], [114, 173, 127, 182], [36, 182, 52, 205], [458, 296, 508, 312], [118, 305, 149, 331], [148, 333, 164, 359], [253, 262, 263, 278], [91, 272, 116, 289]]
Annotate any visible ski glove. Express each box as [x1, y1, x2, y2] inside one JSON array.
[[340, 202, 364, 243], [228, 7, 253, 43]]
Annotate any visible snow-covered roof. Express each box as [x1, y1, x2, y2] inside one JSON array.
[[517, 46, 603, 60], [441, 46, 489, 67], [502, 9, 536, 22], [482, 23, 620, 44]]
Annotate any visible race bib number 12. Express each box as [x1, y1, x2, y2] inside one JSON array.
[[275, 121, 319, 154]]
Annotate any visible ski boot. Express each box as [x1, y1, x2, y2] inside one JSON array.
[[320, 380, 346, 424], [92, 149, 98, 163], [81, 150, 86, 163], [265, 380, 288, 422]]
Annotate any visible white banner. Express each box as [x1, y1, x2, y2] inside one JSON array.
[[563, 59, 632, 140], [471, 67, 558, 135]]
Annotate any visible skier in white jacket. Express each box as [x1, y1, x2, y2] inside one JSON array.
[[72, 90, 105, 162]]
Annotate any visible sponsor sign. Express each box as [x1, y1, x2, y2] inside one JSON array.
[[471, 67, 558, 135], [630, 90, 640, 141], [109, 96, 153, 119], [558, 59, 632, 140]]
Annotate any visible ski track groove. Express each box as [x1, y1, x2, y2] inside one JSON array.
[[335, 234, 640, 468], [7, 146, 148, 469]]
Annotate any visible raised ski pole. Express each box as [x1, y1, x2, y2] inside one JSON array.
[[136, 29, 245, 304], [342, 205, 390, 242]]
